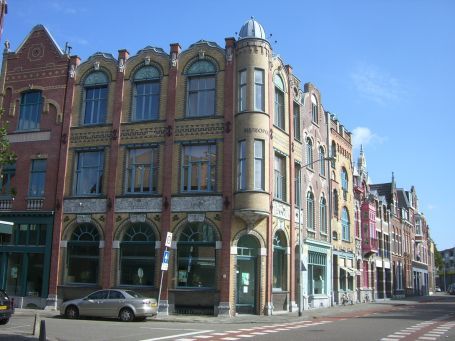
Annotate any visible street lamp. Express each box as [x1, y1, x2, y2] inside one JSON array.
[[297, 156, 335, 316]]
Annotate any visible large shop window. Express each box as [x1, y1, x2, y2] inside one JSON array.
[[29, 159, 47, 197], [66, 224, 100, 284], [308, 251, 326, 295], [120, 223, 156, 286], [181, 144, 216, 192], [5, 253, 43, 297], [126, 147, 158, 194], [177, 222, 216, 288], [74, 150, 104, 196], [273, 231, 287, 291], [18, 91, 42, 131], [132, 66, 161, 121], [186, 60, 216, 117], [82, 71, 108, 125]]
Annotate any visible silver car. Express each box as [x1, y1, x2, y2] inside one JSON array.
[[60, 289, 158, 322]]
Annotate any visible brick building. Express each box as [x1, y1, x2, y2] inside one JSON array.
[[0, 18, 436, 314], [0, 25, 68, 308]]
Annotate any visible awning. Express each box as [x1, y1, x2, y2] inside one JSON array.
[[0, 220, 13, 234]]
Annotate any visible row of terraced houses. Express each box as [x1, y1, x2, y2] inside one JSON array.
[[0, 14, 436, 315]]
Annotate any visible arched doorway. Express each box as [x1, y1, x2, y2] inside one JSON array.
[[236, 234, 259, 314]]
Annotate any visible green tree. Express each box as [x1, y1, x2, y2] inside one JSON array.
[[434, 244, 444, 270], [0, 110, 16, 173]]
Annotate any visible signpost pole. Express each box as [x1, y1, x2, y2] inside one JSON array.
[[157, 232, 173, 315]]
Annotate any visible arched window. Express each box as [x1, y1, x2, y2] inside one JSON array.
[[311, 94, 318, 124], [177, 222, 217, 288], [132, 66, 160, 121], [18, 90, 42, 130], [273, 231, 287, 290], [342, 207, 350, 241], [333, 189, 339, 217], [331, 141, 337, 168], [66, 224, 100, 284], [83, 71, 108, 125], [186, 60, 216, 117], [307, 191, 315, 230], [120, 223, 156, 286], [341, 167, 348, 200], [306, 138, 313, 168], [319, 146, 325, 176], [320, 196, 327, 234], [274, 74, 285, 129]]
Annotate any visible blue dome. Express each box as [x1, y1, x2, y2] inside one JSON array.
[[239, 17, 266, 40]]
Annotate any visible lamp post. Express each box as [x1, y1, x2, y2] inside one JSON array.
[[297, 156, 334, 316]]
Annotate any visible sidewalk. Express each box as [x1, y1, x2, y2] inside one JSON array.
[[12, 295, 436, 324]]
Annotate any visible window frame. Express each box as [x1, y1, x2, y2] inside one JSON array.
[[82, 71, 109, 126], [274, 153, 286, 201], [254, 140, 265, 190], [239, 69, 247, 112], [306, 138, 314, 169], [181, 144, 217, 193], [125, 147, 159, 194], [186, 60, 217, 118], [254, 69, 265, 111], [238, 140, 246, 191], [293, 102, 301, 141], [342, 207, 350, 241], [18, 91, 42, 131], [120, 223, 156, 286], [74, 150, 104, 196], [311, 94, 318, 124], [307, 191, 315, 230], [28, 159, 47, 197]]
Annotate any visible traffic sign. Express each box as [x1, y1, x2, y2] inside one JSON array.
[[165, 232, 173, 247], [161, 250, 170, 271]]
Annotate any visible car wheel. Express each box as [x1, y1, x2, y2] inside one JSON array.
[[0, 318, 9, 325], [65, 305, 79, 319], [119, 307, 134, 322]]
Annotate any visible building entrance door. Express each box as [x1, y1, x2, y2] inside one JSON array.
[[236, 235, 259, 314]]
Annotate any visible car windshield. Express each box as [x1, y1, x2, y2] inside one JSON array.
[[124, 290, 145, 298]]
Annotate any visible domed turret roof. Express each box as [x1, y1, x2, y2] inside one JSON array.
[[239, 17, 266, 40]]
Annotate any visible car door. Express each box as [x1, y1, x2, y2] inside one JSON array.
[[102, 290, 126, 318], [78, 290, 109, 317]]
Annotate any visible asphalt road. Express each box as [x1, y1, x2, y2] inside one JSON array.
[[0, 294, 454, 341]]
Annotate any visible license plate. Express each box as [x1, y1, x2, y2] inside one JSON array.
[[0, 306, 7, 310]]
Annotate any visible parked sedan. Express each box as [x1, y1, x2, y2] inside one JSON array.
[[60, 289, 158, 321], [0, 289, 13, 325]]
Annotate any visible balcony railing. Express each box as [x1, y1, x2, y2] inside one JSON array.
[[362, 238, 379, 255], [0, 198, 13, 210], [26, 198, 44, 210]]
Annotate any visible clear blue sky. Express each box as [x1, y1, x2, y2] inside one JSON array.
[[3, 0, 454, 250]]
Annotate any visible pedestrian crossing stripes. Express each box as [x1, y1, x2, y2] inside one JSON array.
[[174, 319, 334, 341], [380, 316, 455, 341]]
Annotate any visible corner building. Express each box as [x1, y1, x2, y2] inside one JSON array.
[[17, 18, 328, 315]]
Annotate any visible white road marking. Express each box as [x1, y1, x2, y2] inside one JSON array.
[[139, 330, 213, 341]]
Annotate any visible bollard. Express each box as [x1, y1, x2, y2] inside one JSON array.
[[39, 320, 46, 341], [33, 313, 40, 336]]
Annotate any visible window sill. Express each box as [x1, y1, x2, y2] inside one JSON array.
[[273, 125, 288, 135]]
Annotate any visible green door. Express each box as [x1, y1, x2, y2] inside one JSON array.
[[236, 235, 259, 314]]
